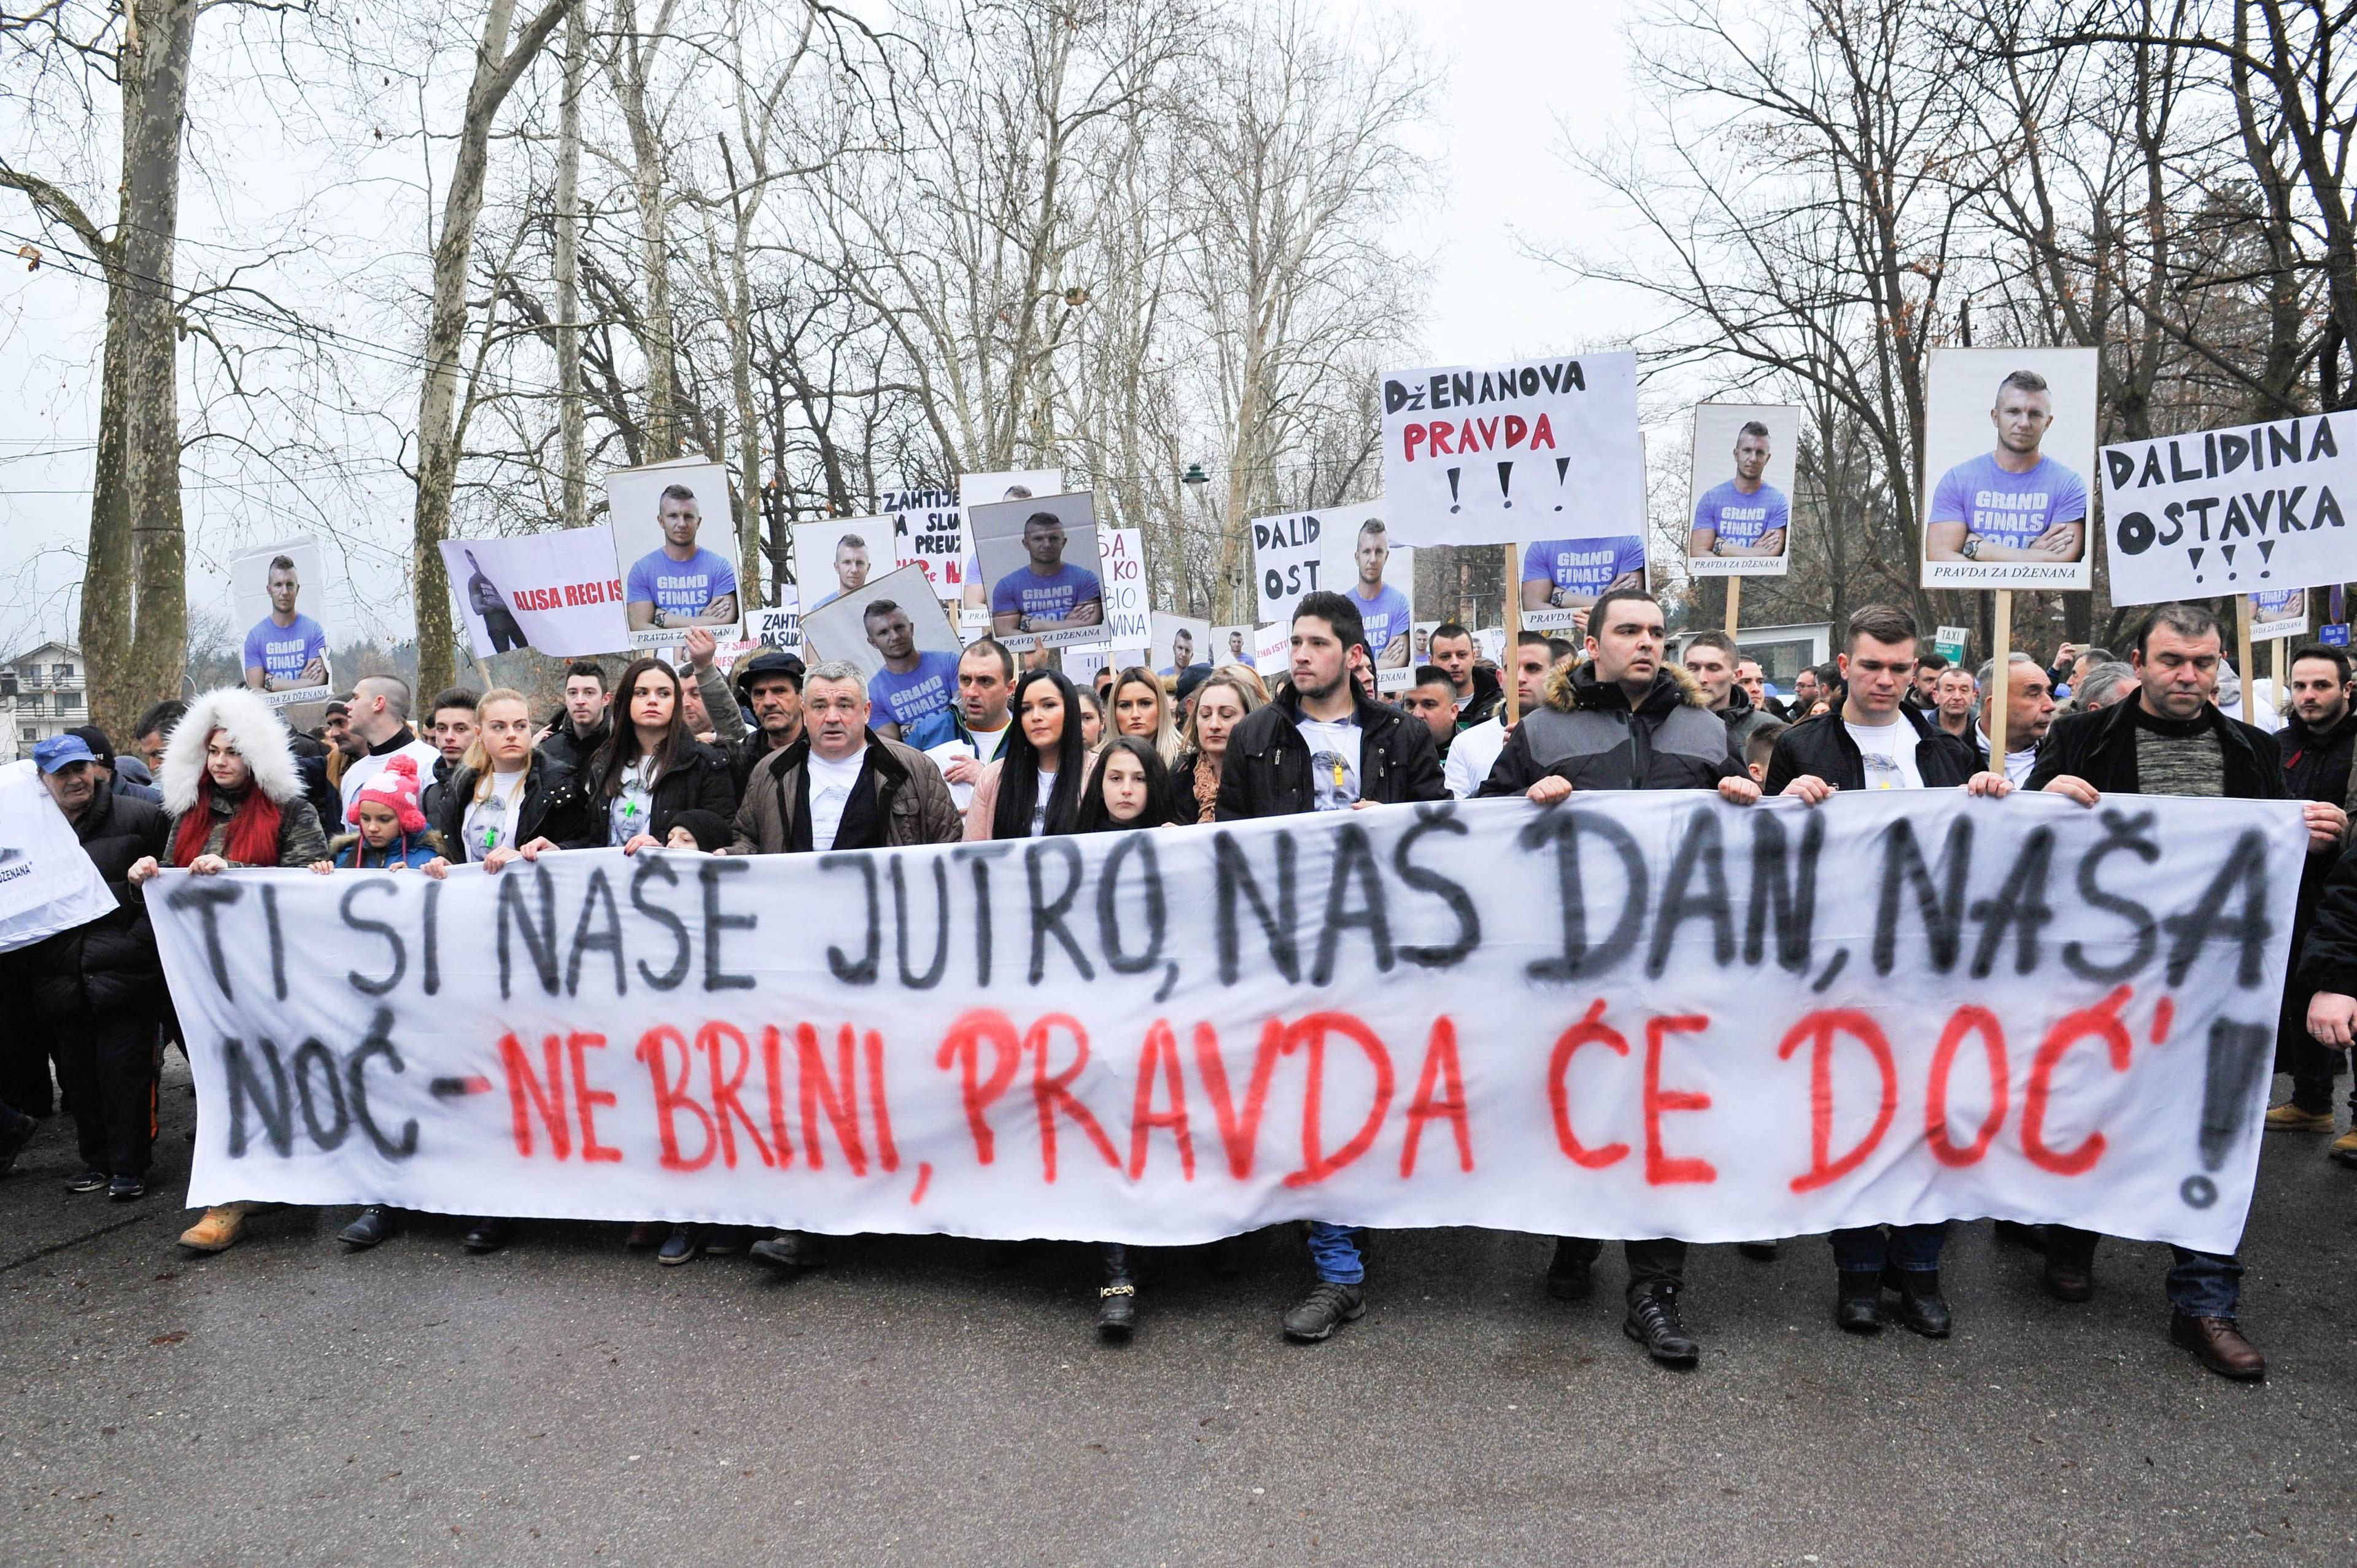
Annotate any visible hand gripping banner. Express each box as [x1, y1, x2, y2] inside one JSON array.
[[149, 793, 2304, 1255]]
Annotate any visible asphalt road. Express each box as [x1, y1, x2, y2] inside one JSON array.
[[4, 1059, 2354, 1567]]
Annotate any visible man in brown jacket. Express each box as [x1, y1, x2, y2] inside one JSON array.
[[723, 659, 964, 855]]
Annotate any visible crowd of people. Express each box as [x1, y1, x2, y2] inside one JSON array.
[[7, 589, 2355, 1383]]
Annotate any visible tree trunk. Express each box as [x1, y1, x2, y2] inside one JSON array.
[[112, 0, 198, 730], [408, 0, 578, 701], [79, 282, 138, 735], [555, 6, 587, 530]]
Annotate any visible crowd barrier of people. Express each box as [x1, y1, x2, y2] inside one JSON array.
[[7, 590, 2355, 1383]]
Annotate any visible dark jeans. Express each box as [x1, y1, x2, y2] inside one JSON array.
[[1556, 1236, 1689, 1304], [484, 608, 530, 654], [2285, 1026, 2351, 1116], [1830, 1221, 1948, 1274], [49, 1007, 159, 1177], [2045, 1226, 2242, 1319], [1306, 1221, 1366, 1284]]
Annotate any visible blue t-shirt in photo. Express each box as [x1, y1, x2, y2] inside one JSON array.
[[1522, 536, 1647, 601], [1927, 454, 2088, 550], [243, 614, 329, 684], [868, 651, 961, 737], [626, 546, 739, 620], [991, 562, 1102, 625], [1351, 582, 1414, 657], [1692, 482, 1789, 549]]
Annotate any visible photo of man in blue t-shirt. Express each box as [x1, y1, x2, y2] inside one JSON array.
[[1342, 517, 1414, 669], [989, 510, 1104, 635], [1520, 535, 1647, 628], [808, 533, 872, 611], [1926, 369, 2089, 564], [625, 484, 740, 630], [862, 599, 961, 747], [1689, 421, 1790, 560], [241, 554, 331, 693]]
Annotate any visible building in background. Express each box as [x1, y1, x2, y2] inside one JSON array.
[[2, 641, 87, 763]]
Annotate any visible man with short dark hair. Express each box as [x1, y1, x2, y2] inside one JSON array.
[[1910, 652, 1950, 708], [989, 510, 1104, 633], [2267, 643, 2357, 1146], [1217, 590, 1446, 1343], [1682, 629, 1773, 763], [1735, 658, 1771, 716], [625, 483, 738, 631], [242, 554, 331, 693], [2028, 601, 2345, 1380], [133, 700, 186, 776], [1444, 631, 1557, 798], [1399, 665, 1459, 759], [1789, 665, 1824, 714], [1767, 604, 1991, 1343], [540, 661, 611, 773], [1426, 621, 1501, 728], [1926, 368, 2089, 565], [862, 599, 962, 747], [421, 688, 478, 824], [928, 639, 1018, 810]]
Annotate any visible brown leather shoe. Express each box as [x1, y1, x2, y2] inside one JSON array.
[[2170, 1313, 2266, 1380]]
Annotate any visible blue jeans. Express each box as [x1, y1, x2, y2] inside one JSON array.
[[2165, 1247, 2243, 1319], [1306, 1221, 1366, 1284], [1829, 1222, 1948, 1275]]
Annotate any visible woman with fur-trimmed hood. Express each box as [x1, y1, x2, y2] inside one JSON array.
[[128, 686, 329, 1256], [131, 686, 330, 878]]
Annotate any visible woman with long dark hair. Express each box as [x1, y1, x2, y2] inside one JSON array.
[[1074, 735, 1175, 833], [578, 658, 737, 1264], [963, 668, 1094, 841]]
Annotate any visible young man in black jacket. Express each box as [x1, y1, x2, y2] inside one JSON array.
[[1215, 590, 1447, 1342], [1482, 588, 1761, 1368], [1766, 604, 2008, 1340], [2271, 643, 2357, 1146], [538, 660, 613, 773], [2026, 602, 2345, 1381]]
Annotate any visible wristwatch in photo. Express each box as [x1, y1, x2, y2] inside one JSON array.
[[1960, 535, 1983, 560]]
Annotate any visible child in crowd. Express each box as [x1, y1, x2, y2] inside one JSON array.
[[1744, 720, 1788, 787], [312, 754, 442, 871]]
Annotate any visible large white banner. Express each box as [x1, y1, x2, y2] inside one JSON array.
[[2100, 413, 2355, 607], [151, 792, 2301, 1254], [438, 531, 632, 659], [0, 761, 117, 953], [1380, 352, 1644, 549]]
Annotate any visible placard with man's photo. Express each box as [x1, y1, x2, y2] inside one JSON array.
[[797, 562, 968, 747], [1919, 346, 2099, 592], [968, 490, 1112, 652], [608, 457, 743, 647], [230, 536, 334, 708], [1686, 404, 1800, 578]]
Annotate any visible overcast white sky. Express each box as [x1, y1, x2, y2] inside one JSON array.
[[0, 1, 1662, 654]]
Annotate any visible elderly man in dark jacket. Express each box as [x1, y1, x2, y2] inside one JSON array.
[[1482, 588, 1762, 1369], [16, 734, 171, 1200]]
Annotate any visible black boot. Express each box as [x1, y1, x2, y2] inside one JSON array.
[[338, 1205, 398, 1249], [1623, 1284, 1699, 1367], [1546, 1238, 1593, 1300], [1096, 1243, 1137, 1340], [463, 1217, 510, 1254], [2042, 1227, 2097, 1302], [1835, 1269, 1886, 1333], [1889, 1269, 1952, 1337]]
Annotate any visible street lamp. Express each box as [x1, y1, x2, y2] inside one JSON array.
[[1182, 463, 1209, 486]]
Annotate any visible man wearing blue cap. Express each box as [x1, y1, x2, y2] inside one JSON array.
[[14, 735, 171, 1200]]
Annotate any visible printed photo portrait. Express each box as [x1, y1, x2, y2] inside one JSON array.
[[1151, 611, 1212, 677], [608, 458, 742, 646], [956, 468, 1061, 610], [1518, 535, 1649, 633], [797, 562, 967, 747], [230, 536, 333, 706], [1211, 624, 1256, 669], [1317, 503, 1415, 671], [794, 517, 899, 615], [969, 490, 1109, 650], [1686, 404, 1800, 577], [1919, 346, 2099, 592]]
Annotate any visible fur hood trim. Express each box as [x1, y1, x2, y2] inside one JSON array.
[[1544, 658, 1706, 714], [161, 686, 305, 816]]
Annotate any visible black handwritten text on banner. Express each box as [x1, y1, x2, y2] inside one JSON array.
[[149, 794, 2301, 1254], [2099, 413, 2353, 606]]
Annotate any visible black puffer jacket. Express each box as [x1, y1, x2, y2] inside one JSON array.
[[1215, 682, 1446, 820], [19, 788, 171, 1019], [1763, 703, 1983, 795], [1456, 664, 1505, 730], [1482, 662, 1744, 796], [2281, 708, 2357, 809], [538, 716, 611, 776], [579, 738, 741, 845], [431, 755, 598, 857]]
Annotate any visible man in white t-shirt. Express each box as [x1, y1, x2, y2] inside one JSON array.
[[1762, 603, 2003, 1342], [338, 675, 441, 814], [1444, 632, 1564, 798], [926, 639, 1018, 812]]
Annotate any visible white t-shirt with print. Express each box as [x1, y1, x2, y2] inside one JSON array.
[[608, 755, 659, 843], [462, 768, 528, 862], [1846, 719, 1924, 790], [1298, 716, 1363, 811]]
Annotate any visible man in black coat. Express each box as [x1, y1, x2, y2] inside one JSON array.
[[2271, 643, 2357, 1145], [2026, 602, 2345, 1381], [1215, 591, 1447, 1344], [15, 734, 170, 1200], [1483, 589, 1762, 1369]]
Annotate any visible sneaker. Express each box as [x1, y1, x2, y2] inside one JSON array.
[[748, 1231, 824, 1272], [179, 1202, 254, 1253], [66, 1169, 108, 1194], [2264, 1103, 2336, 1132], [0, 1110, 34, 1176], [657, 1226, 702, 1266], [2331, 1128, 2357, 1167], [107, 1175, 147, 1202], [1624, 1286, 1700, 1367], [1281, 1281, 1365, 1342]]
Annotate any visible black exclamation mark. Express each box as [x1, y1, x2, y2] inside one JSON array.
[[1497, 462, 1514, 509], [1554, 457, 1571, 512], [2186, 1015, 2272, 1208], [1446, 468, 1462, 513]]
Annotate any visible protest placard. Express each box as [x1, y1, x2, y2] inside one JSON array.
[[230, 538, 334, 708], [439, 530, 631, 660], [2100, 412, 2355, 605], [610, 459, 742, 648]]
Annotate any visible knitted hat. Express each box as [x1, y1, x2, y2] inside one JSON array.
[[348, 752, 428, 833]]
